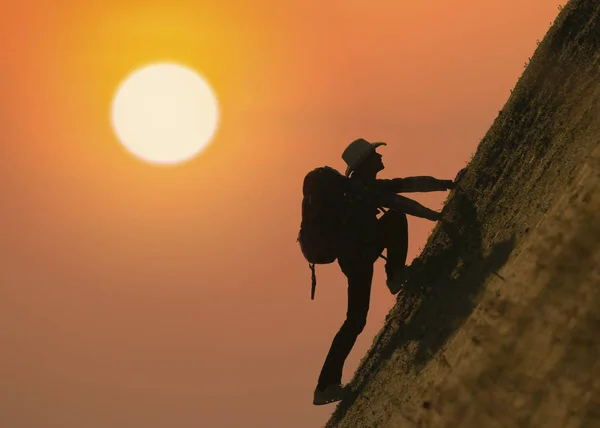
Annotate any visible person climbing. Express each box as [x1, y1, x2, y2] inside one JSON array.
[[303, 138, 458, 406]]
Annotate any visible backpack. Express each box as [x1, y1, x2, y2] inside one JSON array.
[[297, 166, 348, 300]]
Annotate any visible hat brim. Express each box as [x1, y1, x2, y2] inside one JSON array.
[[345, 142, 387, 176]]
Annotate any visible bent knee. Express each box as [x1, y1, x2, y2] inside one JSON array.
[[380, 210, 408, 232], [384, 209, 408, 223]]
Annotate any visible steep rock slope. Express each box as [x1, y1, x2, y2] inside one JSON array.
[[326, 1, 600, 426]]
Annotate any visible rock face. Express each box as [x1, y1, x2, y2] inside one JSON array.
[[326, 1, 600, 427]]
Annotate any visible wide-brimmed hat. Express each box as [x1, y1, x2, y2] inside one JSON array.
[[341, 138, 387, 177]]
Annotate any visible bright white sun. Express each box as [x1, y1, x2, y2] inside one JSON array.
[[111, 62, 219, 166]]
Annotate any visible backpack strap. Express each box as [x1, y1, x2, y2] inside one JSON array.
[[310, 263, 317, 300]]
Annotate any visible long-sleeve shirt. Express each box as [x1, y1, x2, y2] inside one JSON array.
[[340, 175, 452, 248], [374, 176, 454, 194]]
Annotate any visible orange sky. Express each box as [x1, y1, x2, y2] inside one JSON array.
[[1, 1, 563, 427]]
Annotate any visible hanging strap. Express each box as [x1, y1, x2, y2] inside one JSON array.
[[310, 263, 317, 300]]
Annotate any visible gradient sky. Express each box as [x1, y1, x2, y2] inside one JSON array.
[[1, 1, 563, 427]]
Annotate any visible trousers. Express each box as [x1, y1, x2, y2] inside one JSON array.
[[317, 210, 409, 388]]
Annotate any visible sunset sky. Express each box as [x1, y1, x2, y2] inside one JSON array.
[[1, 1, 563, 427]]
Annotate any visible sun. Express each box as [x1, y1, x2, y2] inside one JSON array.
[[111, 63, 220, 166]]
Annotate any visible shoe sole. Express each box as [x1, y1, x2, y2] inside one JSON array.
[[387, 283, 404, 294], [313, 397, 343, 406]]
